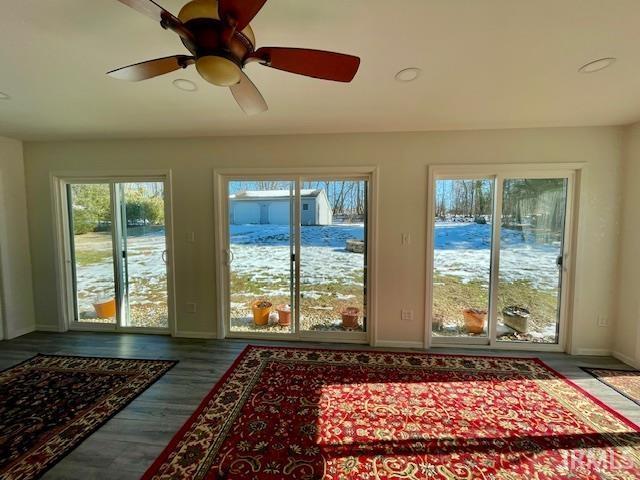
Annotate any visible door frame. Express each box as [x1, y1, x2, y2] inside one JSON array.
[[425, 163, 583, 352], [50, 170, 176, 335], [213, 167, 379, 345]]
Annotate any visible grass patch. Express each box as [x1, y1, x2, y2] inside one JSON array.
[[75, 249, 112, 267], [125, 225, 164, 237], [230, 272, 270, 297], [230, 272, 365, 321], [433, 273, 558, 333]]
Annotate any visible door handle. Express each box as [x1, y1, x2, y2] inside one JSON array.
[[556, 254, 567, 271], [162, 250, 167, 264], [226, 249, 235, 265]]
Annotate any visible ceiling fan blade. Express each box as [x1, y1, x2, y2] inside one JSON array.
[[116, 0, 169, 22], [230, 71, 268, 115], [115, 0, 193, 41], [252, 47, 360, 82], [218, 0, 268, 30], [107, 55, 194, 81]]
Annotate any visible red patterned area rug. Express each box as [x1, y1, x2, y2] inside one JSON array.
[[144, 346, 640, 479], [0, 354, 176, 480], [582, 367, 640, 407]]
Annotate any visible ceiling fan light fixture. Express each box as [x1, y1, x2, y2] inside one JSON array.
[[178, 0, 219, 23], [578, 57, 616, 74], [196, 55, 241, 86], [110, 0, 360, 114]]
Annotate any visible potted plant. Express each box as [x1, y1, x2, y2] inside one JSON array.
[[93, 296, 116, 319], [341, 307, 360, 329], [251, 300, 272, 326], [462, 308, 487, 334], [277, 304, 291, 327], [502, 306, 530, 333]]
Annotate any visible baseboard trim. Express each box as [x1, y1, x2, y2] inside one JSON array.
[[612, 351, 640, 369], [6, 325, 36, 339], [174, 330, 218, 339], [35, 324, 65, 332], [374, 340, 425, 350], [574, 348, 611, 357]]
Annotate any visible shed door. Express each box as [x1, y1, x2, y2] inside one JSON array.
[[301, 201, 314, 225], [234, 202, 260, 224], [269, 201, 291, 225]]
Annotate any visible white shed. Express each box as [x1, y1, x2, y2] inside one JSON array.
[[229, 189, 332, 225]]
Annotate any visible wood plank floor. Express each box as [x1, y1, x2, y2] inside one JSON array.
[[1, 331, 638, 479]]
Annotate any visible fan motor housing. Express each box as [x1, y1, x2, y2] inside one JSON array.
[[180, 18, 254, 66]]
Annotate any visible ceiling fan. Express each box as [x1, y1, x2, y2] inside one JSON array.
[[107, 0, 361, 115]]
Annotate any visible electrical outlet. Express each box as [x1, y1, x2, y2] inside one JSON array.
[[597, 315, 609, 327], [186, 302, 197, 313], [186, 232, 196, 243], [401, 309, 414, 321], [401, 233, 411, 245]]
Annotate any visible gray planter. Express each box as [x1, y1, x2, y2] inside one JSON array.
[[502, 306, 530, 333]]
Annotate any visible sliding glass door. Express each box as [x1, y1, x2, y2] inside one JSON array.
[[225, 176, 369, 341], [430, 171, 573, 349], [67, 180, 170, 331]]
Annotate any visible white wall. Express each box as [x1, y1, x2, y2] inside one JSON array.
[[614, 123, 640, 367], [0, 137, 36, 339], [23, 127, 623, 352]]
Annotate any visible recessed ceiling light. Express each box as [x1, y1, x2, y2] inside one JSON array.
[[395, 67, 422, 82], [172, 79, 198, 92], [578, 57, 616, 74], [0, 91, 10, 100]]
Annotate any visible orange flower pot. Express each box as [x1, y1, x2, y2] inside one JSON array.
[[93, 298, 116, 319], [251, 300, 272, 326], [277, 304, 291, 327], [341, 307, 360, 329], [462, 308, 487, 334]]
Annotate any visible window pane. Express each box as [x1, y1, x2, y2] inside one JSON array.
[[432, 179, 494, 339], [497, 178, 567, 344], [299, 180, 367, 333], [68, 183, 116, 324], [121, 182, 168, 328], [228, 180, 295, 334]]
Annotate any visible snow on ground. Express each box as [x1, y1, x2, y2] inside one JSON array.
[[75, 229, 167, 314], [231, 222, 560, 290], [435, 221, 560, 290], [75, 221, 560, 316], [230, 224, 365, 288]]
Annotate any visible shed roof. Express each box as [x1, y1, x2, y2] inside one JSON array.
[[230, 189, 323, 200]]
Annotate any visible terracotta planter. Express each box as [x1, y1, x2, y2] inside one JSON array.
[[462, 308, 487, 334], [341, 307, 360, 329], [251, 300, 272, 326], [93, 298, 116, 319], [277, 304, 291, 327], [502, 306, 530, 333]]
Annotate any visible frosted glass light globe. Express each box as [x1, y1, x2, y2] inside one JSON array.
[[196, 56, 241, 86]]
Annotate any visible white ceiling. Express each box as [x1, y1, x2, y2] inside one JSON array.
[[1, 0, 640, 140]]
